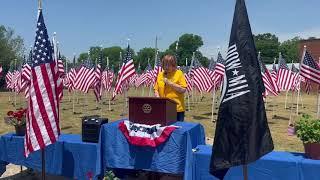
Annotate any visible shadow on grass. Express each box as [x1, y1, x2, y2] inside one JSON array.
[[192, 115, 207, 120], [272, 115, 289, 120], [201, 112, 217, 116], [61, 126, 73, 131]]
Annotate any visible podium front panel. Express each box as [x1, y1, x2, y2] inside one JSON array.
[[129, 97, 177, 126]]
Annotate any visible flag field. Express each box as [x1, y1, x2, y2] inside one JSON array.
[[0, 89, 317, 152]]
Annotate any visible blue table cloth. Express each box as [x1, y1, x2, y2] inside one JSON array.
[[192, 145, 320, 180], [59, 134, 102, 180], [101, 120, 205, 179], [0, 133, 101, 180], [0, 133, 63, 175]]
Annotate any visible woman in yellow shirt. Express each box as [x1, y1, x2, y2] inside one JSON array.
[[154, 54, 187, 121]]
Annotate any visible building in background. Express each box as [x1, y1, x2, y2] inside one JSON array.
[[299, 38, 320, 62]]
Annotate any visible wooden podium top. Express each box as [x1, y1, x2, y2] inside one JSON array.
[[128, 97, 177, 105], [128, 96, 177, 125]]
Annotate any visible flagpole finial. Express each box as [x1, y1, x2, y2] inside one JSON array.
[[303, 45, 307, 50], [38, 0, 42, 10], [53, 32, 57, 36], [127, 38, 130, 47]]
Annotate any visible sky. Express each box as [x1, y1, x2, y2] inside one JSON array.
[[1, 0, 320, 61]]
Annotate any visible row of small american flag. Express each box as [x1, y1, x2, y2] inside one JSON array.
[[259, 50, 320, 96], [4, 48, 320, 103]]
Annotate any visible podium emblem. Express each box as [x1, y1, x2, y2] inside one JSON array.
[[142, 104, 152, 114]]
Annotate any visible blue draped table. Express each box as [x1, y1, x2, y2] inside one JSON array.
[[0, 133, 101, 180], [100, 120, 205, 179], [192, 145, 320, 180]]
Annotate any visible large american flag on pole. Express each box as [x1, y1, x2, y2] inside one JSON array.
[[300, 51, 320, 85], [112, 45, 135, 99], [24, 10, 60, 157]]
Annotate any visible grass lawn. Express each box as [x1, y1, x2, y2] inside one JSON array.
[[0, 88, 318, 152]]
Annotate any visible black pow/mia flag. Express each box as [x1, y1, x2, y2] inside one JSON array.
[[210, 0, 274, 179]]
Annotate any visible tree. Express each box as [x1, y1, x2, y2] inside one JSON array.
[[102, 46, 123, 72], [135, 47, 156, 70], [77, 52, 88, 64], [254, 33, 280, 64], [167, 33, 205, 66], [0, 25, 24, 89], [279, 37, 300, 63]]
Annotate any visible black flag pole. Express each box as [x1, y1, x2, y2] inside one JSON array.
[[210, 0, 274, 179], [243, 164, 248, 180]]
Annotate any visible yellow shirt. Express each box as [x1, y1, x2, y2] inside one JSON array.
[[154, 69, 187, 112]]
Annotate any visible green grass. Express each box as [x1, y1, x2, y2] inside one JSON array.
[[0, 88, 318, 152]]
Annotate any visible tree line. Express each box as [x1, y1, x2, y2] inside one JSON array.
[[0, 24, 312, 88]]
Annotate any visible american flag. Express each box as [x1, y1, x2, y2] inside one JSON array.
[[258, 56, 278, 96], [145, 62, 154, 86], [112, 45, 135, 99], [67, 55, 77, 91], [211, 52, 225, 88], [135, 73, 148, 88], [300, 51, 320, 85], [52, 37, 64, 101], [102, 67, 114, 92], [24, 10, 60, 157], [94, 56, 103, 101], [153, 52, 162, 84], [5, 65, 13, 89], [191, 57, 213, 92], [305, 80, 312, 94], [0, 66, 2, 77], [270, 61, 280, 92], [184, 73, 193, 92], [277, 55, 295, 91], [290, 63, 301, 91], [74, 59, 96, 93], [19, 55, 31, 98]]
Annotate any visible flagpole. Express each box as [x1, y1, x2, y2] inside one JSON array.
[[37, 1, 46, 179], [72, 53, 76, 114], [95, 58, 98, 109], [14, 59, 17, 107], [296, 83, 301, 116], [151, 36, 158, 97], [284, 91, 289, 109], [243, 165, 248, 180], [211, 88, 216, 122]]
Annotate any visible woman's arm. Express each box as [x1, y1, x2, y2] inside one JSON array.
[[154, 90, 160, 97], [164, 78, 186, 94]]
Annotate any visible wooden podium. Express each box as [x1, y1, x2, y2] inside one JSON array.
[[129, 97, 177, 126]]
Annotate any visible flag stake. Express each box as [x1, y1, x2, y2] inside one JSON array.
[[242, 165, 248, 180]]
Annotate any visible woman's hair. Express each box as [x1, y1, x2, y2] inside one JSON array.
[[161, 54, 177, 68]]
